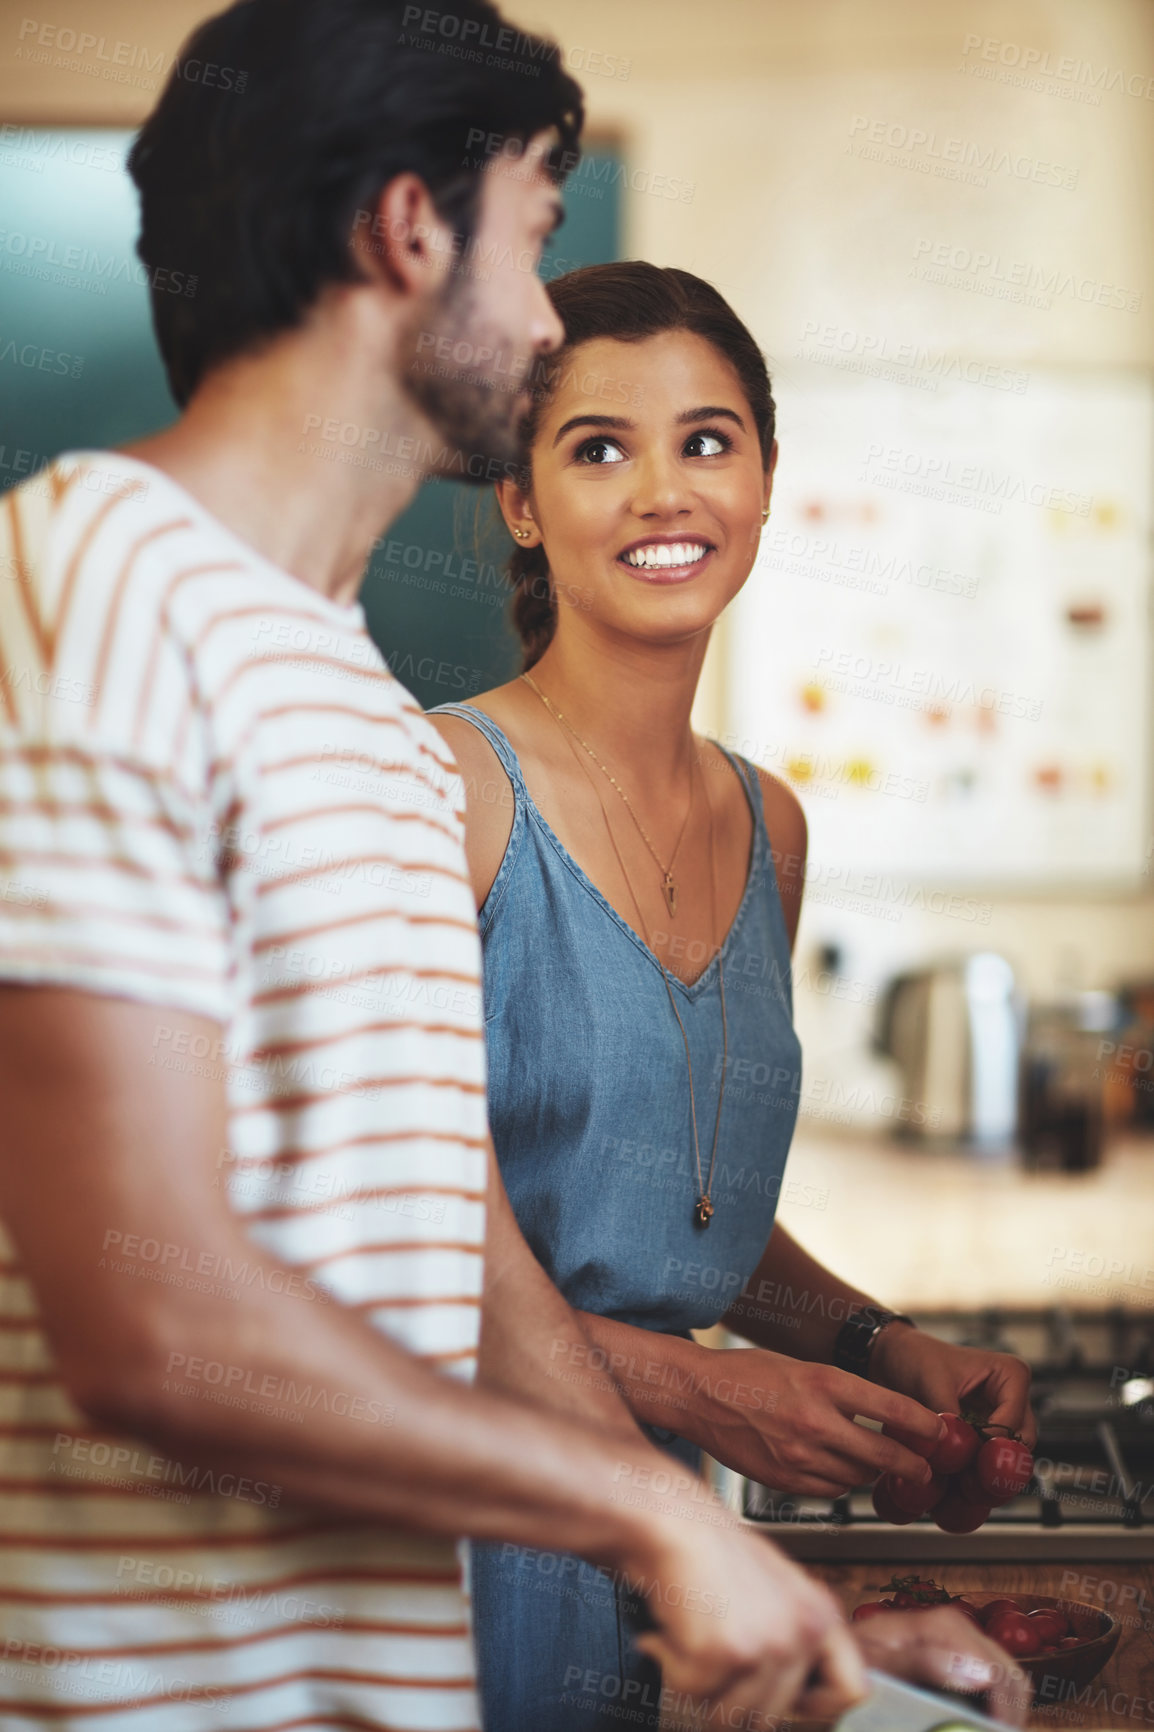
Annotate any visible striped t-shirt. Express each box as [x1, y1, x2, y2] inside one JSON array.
[[0, 451, 487, 1729]]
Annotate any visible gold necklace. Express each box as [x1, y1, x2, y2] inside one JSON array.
[[523, 672, 729, 1228], [521, 671, 692, 916]]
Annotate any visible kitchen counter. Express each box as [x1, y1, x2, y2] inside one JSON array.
[[809, 1561, 1154, 1729], [775, 1128, 1154, 1312]]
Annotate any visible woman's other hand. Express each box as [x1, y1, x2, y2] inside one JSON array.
[[870, 1326, 1036, 1449]]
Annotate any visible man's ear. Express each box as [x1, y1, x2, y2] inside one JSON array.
[[349, 173, 457, 297], [495, 478, 540, 547]]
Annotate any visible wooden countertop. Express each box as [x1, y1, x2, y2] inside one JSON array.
[[776, 1128, 1154, 1312], [806, 1561, 1154, 1729]]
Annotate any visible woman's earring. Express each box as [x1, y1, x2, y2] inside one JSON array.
[[761, 505, 771, 523], [512, 527, 532, 540]]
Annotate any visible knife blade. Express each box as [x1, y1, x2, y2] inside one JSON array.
[[833, 1669, 1016, 1732]]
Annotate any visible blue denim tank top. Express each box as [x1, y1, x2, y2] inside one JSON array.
[[433, 705, 803, 1333]]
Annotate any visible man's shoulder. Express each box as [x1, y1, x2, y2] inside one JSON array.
[[2, 450, 227, 646]]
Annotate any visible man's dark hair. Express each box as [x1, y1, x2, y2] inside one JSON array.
[[128, 0, 584, 406]]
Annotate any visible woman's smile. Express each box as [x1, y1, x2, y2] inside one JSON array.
[[617, 532, 718, 584]]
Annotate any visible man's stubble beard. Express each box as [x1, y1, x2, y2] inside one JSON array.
[[399, 273, 531, 486]]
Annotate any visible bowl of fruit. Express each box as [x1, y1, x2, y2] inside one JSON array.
[[961, 1592, 1120, 1693], [872, 1412, 1035, 1533], [852, 1578, 1120, 1697]]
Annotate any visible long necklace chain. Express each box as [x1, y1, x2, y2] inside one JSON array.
[[521, 672, 692, 916], [522, 672, 728, 1228]]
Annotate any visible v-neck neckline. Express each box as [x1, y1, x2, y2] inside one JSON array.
[[520, 746, 762, 999]]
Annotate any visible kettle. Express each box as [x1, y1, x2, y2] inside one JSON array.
[[874, 955, 1020, 1145]]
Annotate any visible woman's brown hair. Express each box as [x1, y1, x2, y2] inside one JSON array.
[[506, 261, 776, 669]]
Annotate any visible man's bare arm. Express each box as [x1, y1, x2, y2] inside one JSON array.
[[0, 984, 867, 1725], [0, 986, 660, 1559]]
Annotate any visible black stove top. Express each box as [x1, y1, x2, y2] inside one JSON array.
[[742, 1308, 1154, 1560]]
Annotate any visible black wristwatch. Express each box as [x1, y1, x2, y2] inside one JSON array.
[[833, 1305, 915, 1377]]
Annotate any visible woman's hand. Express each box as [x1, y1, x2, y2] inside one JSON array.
[[870, 1325, 1036, 1448], [830, 1606, 1031, 1728], [686, 1346, 944, 1495]]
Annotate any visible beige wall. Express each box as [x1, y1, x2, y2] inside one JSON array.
[[4, 0, 1152, 1008], [561, 0, 1154, 1005]]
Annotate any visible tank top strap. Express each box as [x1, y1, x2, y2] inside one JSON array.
[[708, 742, 794, 970], [711, 742, 763, 816], [429, 702, 530, 932], [430, 702, 528, 796], [710, 742, 772, 863]]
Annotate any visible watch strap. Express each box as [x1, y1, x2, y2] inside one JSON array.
[[833, 1306, 915, 1377]]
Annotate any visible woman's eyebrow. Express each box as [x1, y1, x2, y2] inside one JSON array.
[[551, 413, 633, 447], [550, 404, 749, 448], [676, 404, 748, 432]]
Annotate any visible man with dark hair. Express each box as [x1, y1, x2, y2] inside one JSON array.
[[0, 4, 1018, 1729]]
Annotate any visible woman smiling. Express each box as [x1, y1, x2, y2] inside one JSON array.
[[430, 262, 1032, 1732]]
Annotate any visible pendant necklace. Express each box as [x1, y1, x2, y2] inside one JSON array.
[[521, 672, 728, 1228], [522, 672, 692, 916]]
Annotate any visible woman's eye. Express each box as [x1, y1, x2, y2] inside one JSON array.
[[684, 430, 731, 458], [575, 439, 626, 465]]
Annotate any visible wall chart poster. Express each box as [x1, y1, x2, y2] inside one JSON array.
[[727, 368, 1154, 887]]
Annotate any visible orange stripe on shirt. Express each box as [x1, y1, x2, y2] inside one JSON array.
[[228, 1077, 485, 1120], [253, 911, 479, 959], [3, 488, 49, 673], [0, 742, 201, 807], [224, 1128, 489, 1171], [248, 1020, 482, 1064], [130, 561, 244, 752], [0, 1521, 350, 1550], [90, 519, 195, 723], [261, 801, 459, 847], [252, 702, 456, 779], [0, 1665, 477, 1719], [49, 483, 146, 670], [264, 751, 451, 804], [238, 1184, 486, 1220], [253, 964, 479, 1008], [212, 651, 394, 710], [251, 854, 471, 901], [0, 1563, 464, 1605], [296, 1241, 483, 1273]]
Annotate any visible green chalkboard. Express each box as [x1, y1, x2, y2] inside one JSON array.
[[0, 128, 621, 708]]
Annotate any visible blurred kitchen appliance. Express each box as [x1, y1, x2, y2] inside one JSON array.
[[741, 1307, 1154, 1560], [874, 955, 1020, 1143], [1020, 997, 1111, 1172]]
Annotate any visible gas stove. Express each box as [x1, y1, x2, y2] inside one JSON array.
[[740, 1308, 1154, 1560]]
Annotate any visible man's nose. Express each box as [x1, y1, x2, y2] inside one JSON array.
[[530, 279, 565, 355]]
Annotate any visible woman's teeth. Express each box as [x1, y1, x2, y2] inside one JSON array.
[[621, 542, 709, 569]]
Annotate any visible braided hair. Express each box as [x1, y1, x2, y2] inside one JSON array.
[[505, 261, 776, 670]]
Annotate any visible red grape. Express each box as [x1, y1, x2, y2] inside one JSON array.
[[929, 1413, 980, 1475], [872, 1475, 916, 1525], [979, 1598, 1021, 1625], [986, 1610, 1041, 1658], [1027, 1608, 1069, 1643], [852, 1600, 896, 1621], [933, 1489, 992, 1533], [975, 1437, 1033, 1504], [889, 1471, 947, 1516]]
